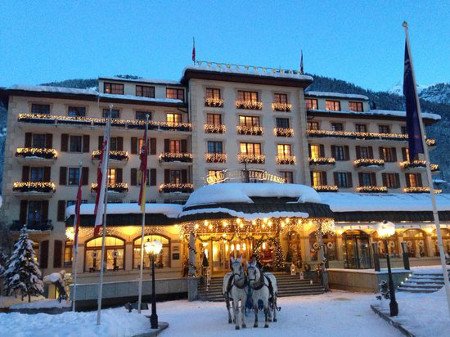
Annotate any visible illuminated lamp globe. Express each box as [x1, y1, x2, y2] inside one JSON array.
[[377, 220, 396, 239], [144, 239, 163, 255]]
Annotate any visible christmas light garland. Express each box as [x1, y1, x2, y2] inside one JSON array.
[[237, 125, 264, 135], [353, 158, 385, 167], [276, 155, 296, 165], [237, 154, 266, 164], [271, 102, 292, 112], [15, 147, 57, 159], [91, 183, 128, 193], [159, 152, 193, 163], [204, 98, 224, 107], [355, 186, 388, 193], [91, 150, 129, 161], [235, 100, 263, 110], [309, 157, 336, 165], [13, 181, 56, 193], [313, 185, 339, 192], [403, 187, 442, 194], [205, 153, 227, 163], [204, 124, 226, 134], [274, 128, 294, 137], [159, 183, 194, 193]]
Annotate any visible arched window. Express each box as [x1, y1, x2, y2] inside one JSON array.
[[373, 232, 399, 258], [85, 236, 125, 272], [402, 229, 427, 258], [133, 235, 170, 269], [432, 229, 450, 257], [309, 232, 337, 261]]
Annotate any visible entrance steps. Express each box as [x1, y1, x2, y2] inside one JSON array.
[[397, 269, 450, 294], [198, 273, 325, 302]]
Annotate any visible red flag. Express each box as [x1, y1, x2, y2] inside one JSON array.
[[74, 169, 83, 245], [192, 37, 196, 63], [138, 119, 148, 212]]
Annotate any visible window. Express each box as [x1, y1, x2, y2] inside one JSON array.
[[356, 146, 373, 159], [276, 118, 290, 128], [401, 126, 408, 135], [331, 145, 349, 161], [68, 106, 86, 117], [355, 124, 367, 132], [32, 134, 47, 148], [240, 142, 261, 155], [307, 121, 320, 130], [274, 93, 288, 103], [380, 147, 397, 162], [135, 111, 151, 120], [108, 168, 118, 185], [305, 99, 318, 110], [208, 170, 223, 180], [166, 113, 182, 124], [238, 90, 259, 102], [85, 236, 125, 271], [405, 173, 422, 187], [309, 144, 324, 159], [69, 136, 82, 152], [239, 115, 260, 127], [109, 137, 122, 151], [31, 104, 50, 115], [104, 82, 124, 95], [334, 172, 352, 188], [206, 88, 221, 99], [277, 144, 292, 157], [280, 171, 294, 183], [382, 173, 400, 188], [27, 201, 47, 223], [136, 85, 155, 98], [30, 167, 45, 182], [359, 172, 376, 186], [402, 147, 410, 161], [311, 171, 327, 187], [207, 141, 223, 154], [349, 101, 363, 112], [169, 140, 181, 153], [169, 170, 182, 184], [378, 125, 391, 133], [102, 109, 120, 119], [166, 88, 184, 100], [331, 123, 344, 131], [68, 167, 80, 185], [326, 100, 341, 111], [206, 113, 222, 125], [133, 235, 170, 269]]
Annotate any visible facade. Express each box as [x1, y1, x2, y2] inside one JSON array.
[[1, 62, 449, 290]]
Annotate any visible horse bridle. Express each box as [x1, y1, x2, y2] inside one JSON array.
[[230, 260, 246, 288], [247, 264, 264, 290]]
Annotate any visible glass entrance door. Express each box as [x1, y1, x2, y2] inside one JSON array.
[[343, 230, 372, 269]]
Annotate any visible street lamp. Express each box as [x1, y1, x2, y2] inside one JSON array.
[[377, 220, 399, 317], [144, 239, 163, 329]]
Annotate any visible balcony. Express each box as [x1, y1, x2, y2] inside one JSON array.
[[92, 150, 129, 167], [238, 154, 265, 164], [272, 102, 292, 112], [309, 157, 336, 170], [235, 100, 263, 110], [356, 186, 388, 193], [159, 183, 194, 194], [15, 147, 57, 165], [91, 183, 128, 196], [13, 181, 56, 198], [204, 124, 226, 134], [205, 153, 227, 163], [403, 187, 442, 193], [353, 159, 385, 171], [204, 97, 224, 108], [276, 155, 296, 165], [274, 128, 294, 137], [426, 138, 436, 150], [307, 129, 408, 141], [237, 125, 263, 136], [313, 185, 339, 192], [158, 122, 192, 132], [10, 220, 53, 232], [159, 152, 193, 163]]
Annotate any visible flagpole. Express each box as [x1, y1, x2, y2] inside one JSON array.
[[96, 105, 112, 325], [72, 161, 83, 312], [403, 21, 450, 315], [137, 114, 149, 314]]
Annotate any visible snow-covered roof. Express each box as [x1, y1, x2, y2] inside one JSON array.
[[183, 183, 321, 208], [179, 207, 309, 221], [99, 76, 181, 86], [65, 203, 183, 218], [370, 109, 441, 120], [319, 192, 450, 212], [305, 91, 369, 100], [8, 85, 98, 96], [98, 93, 184, 104]]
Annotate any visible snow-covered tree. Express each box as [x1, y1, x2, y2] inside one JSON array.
[[4, 226, 44, 302]]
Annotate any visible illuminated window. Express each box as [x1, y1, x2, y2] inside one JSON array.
[[64, 241, 73, 267], [326, 100, 341, 111], [238, 90, 259, 102], [277, 144, 292, 157], [166, 113, 182, 124], [309, 144, 322, 159], [307, 121, 320, 130], [382, 173, 400, 188], [279, 171, 294, 183], [349, 101, 363, 112], [355, 124, 367, 132], [305, 99, 318, 110], [68, 106, 86, 117], [104, 83, 124, 95], [311, 171, 326, 187], [405, 173, 422, 187], [206, 88, 221, 99], [166, 88, 184, 100], [402, 147, 410, 161], [274, 93, 288, 104], [133, 235, 170, 269], [31, 104, 50, 114], [85, 236, 125, 272], [380, 147, 397, 162], [240, 143, 261, 155], [206, 113, 222, 125], [108, 168, 117, 185], [169, 140, 181, 153], [136, 85, 155, 98], [208, 170, 223, 179], [239, 115, 260, 127], [378, 125, 391, 133]]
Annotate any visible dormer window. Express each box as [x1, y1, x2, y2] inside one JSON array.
[[136, 85, 155, 98], [326, 100, 341, 111], [305, 98, 318, 110], [349, 101, 363, 112], [104, 82, 124, 95]]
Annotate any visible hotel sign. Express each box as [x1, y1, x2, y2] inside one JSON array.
[[206, 169, 286, 185]]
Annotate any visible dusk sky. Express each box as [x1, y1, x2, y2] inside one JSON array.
[[0, 1, 449, 91]]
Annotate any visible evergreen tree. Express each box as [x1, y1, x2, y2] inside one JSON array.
[[4, 226, 44, 302]]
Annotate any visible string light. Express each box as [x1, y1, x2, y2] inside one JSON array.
[[276, 155, 296, 165], [274, 128, 294, 137], [235, 100, 263, 110], [91, 183, 128, 193], [205, 153, 227, 163], [159, 152, 193, 162], [15, 147, 57, 159], [92, 150, 129, 161], [313, 185, 339, 192], [13, 181, 56, 193], [237, 154, 266, 164], [204, 124, 226, 134], [271, 102, 292, 112], [204, 98, 224, 107], [355, 186, 388, 193], [403, 187, 442, 194], [159, 183, 194, 193], [309, 157, 336, 165], [237, 125, 264, 135], [353, 159, 385, 167]]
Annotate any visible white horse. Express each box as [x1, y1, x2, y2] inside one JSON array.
[[222, 257, 248, 330], [247, 262, 278, 328]]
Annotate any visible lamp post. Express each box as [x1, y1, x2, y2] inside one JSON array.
[[377, 220, 399, 317], [144, 239, 163, 329]]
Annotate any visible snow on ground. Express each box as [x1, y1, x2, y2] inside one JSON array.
[[0, 295, 45, 309], [9, 299, 70, 309]]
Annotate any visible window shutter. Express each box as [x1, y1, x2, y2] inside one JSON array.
[[61, 134, 68, 152], [20, 200, 28, 224], [308, 144, 312, 157], [331, 145, 336, 158], [82, 167, 89, 185], [116, 168, 123, 183], [43, 167, 51, 182], [59, 167, 67, 185], [319, 144, 325, 157], [45, 134, 53, 149], [333, 172, 339, 186], [382, 173, 387, 187], [150, 138, 156, 155], [164, 139, 170, 152], [181, 139, 187, 153], [117, 137, 123, 151], [25, 133, 32, 147], [417, 174, 423, 187], [42, 200, 49, 220], [131, 168, 137, 186], [131, 137, 137, 154], [181, 169, 188, 183], [150, 168, 156, 186], [392, 148, 397, 162], [344, 146, 349, 160], [164, 169, 170, 184], [321, 172, 327, 185], [82, 135, 90, 153], [402, 148, 408, 161], [358, 173, 363, 186], [98, 136, 103, 150], [146, 169, 150, 186], [53, 240, 63, 268], [347, 172, 353, 188], [395, 173, 400, 188], [22, 166, 30, 182], [57, 200, 66, 222], [39, 240, 49, 269], [371, 173, 377, 185], [378, 147, 384, 161], [355, 146, 361, 159], [368, 146, 373, 159], [405, 174, 411, 188]]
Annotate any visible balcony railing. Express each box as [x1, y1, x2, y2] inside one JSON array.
[[92, 150, 129, 161], [159, 152, 193, 163], [356, 186, 388, 193], [11, 220, 53, 231], [15, 147, 57, 160], [309, 157, 336, 166], [205, 153, 227, 163], [13, 181, 56, 193], [17, 113, 192, 132], [204, 98, 224, 108], [238, 154, 265, 164], [159, 183, 194, 194], [276, 155, 296, 165], [353, 159, 385, 168], [272, 102, 292, 112], [91, 183, 128, 193], [274, 128, 294, 137], [204, 124, 226, 134], [235, 100, 263, 110], [313, 185, 339, 192], [403, 187, 442, 193], [237, 125, 263, 136]]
